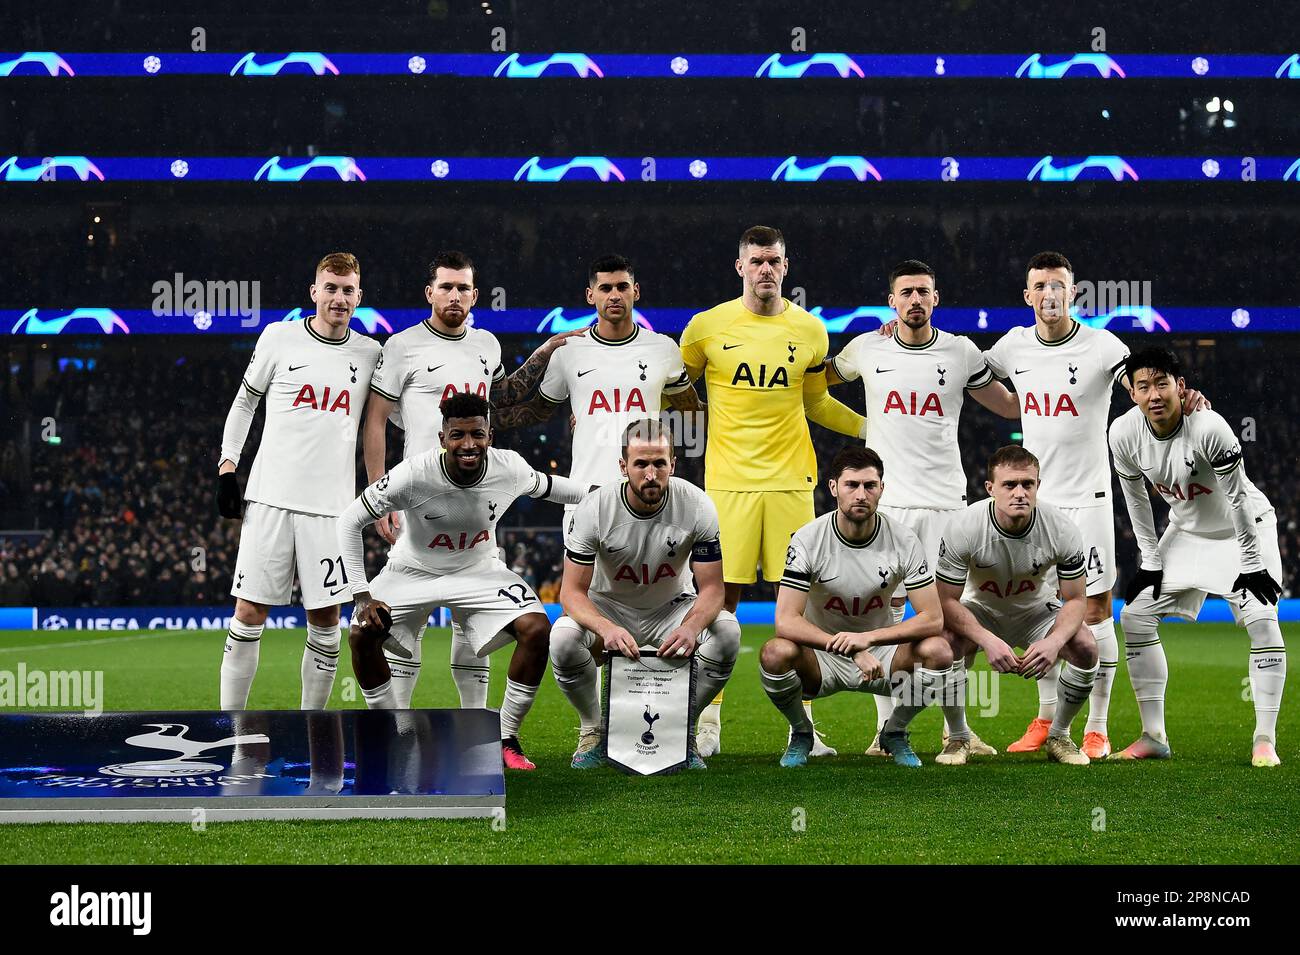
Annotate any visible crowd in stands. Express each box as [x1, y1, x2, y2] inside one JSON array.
[[6, 205, 1298, 313], [1, 333, 1295, 607]]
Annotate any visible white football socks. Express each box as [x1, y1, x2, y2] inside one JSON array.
[[874, 602, 906, 731], [300, 622, 340, 709], [1246, 618, 1287, 742], [386, 634, 421, 708], [1122, 614, 1168, 743], [1036, 661, 1059, 721], [220, 617, 263, 709], [694, 616, 741, 715], [942, 658, 971, 740], [1084, 617, 1118, 735], [450, 620, 490, 708], [1050, 660, 1099, 738], [884, 665, 948, 734], [550, 619, 602, 731], [361, 678, 398, 709], [499, 678, 539, 739], [761, 668, 812, 733]]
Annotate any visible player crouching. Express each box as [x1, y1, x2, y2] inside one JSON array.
[[551, 419, 740, 769], [338, 393, 589, 770], [936, 447, 1099, 765], [760, 447, 954, 768]]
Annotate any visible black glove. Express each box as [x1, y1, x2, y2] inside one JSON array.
[[217, 472, 244, 518], [1233, 570, 1282, 606], [1124, 568, 1163, 604]]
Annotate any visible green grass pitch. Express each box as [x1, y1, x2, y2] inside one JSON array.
[[0, 623, 1295, 864]]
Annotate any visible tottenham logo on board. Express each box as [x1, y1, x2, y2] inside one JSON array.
[[99, 723, 270, 778]]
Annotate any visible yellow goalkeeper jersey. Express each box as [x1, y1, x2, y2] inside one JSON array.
[[680, 297, 829, 491]]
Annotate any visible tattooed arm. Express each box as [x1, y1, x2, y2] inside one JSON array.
[[494, 392, 563, 430], [663, 385, 704, 413], [490, 330, 584, 407]]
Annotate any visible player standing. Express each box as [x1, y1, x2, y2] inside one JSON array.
[[493, 254, 699, 490], [1109, 348, 1285, 766], [552, 419, 740, 768], [362, 250, 579, 707], [826, 259, 1017, 757], [984, 251, 1206, 758], [761, 447, 953, 768], [936, 447, 1099, 765], [338, 393, 588, 769], [217, 252, 380, 710], [681, 225, 868, 757]]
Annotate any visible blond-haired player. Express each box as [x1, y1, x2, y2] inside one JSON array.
[[218, 252, 381, 710]]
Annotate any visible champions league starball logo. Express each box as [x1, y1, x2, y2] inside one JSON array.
[[99, 723, 270, 778]]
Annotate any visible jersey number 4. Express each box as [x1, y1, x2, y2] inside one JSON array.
[[1086, 547, 1104, 576]]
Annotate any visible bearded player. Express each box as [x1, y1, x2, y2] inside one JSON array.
[[1109, 348, 1285, 766], [681, 225, 869, 758], [361, 250, 579, 707], [826, 259, 1017, 758], [217, 252, 380, 710], [551, 419, 740, 768], [761, 446, 953, 769]]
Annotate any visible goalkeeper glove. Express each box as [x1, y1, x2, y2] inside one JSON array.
[[217, 472, 244, 518], [1233, 570, 1282, 606], [1123, 568, 1163, 604]]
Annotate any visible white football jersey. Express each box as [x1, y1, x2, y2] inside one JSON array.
[[340, 447, 555, 588], [985, 321, 1129, 508], [237, 320, 380, 516], [539, 325, 691, 487], [935, 499, 1086, 619], [781, 511, 933, 636], [1109, 406, 1272, 540], [565, 477, 721, 612], [369, 320, 505, 460], [832, 326, 993, 509]]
